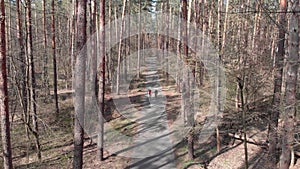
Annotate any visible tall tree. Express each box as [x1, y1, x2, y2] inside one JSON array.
[[0, 0, 13, 168], [90, 0, 97, 105], [126, 0, 131, 81], [26, 0, 42, 160], [98, 0, 105, 161], [107, 0, 112, 81], [238, 77, 249, 169], [71, 0, 78, 89], [164, 0, 170, 80], [43, 0, 50, 99], [176, 6, 181, 92], [116, 0, 126, 95], [52, 0, 59, 114], [73, 0, 87, 168], [280, 0, 299, 168], [43, 0, 50, 97], [182, 0, 194, 160], [269, 0, 287, 166], [16, 0, 28, 125], [216, 0, 223, 153], [137, 0, 141, 78]]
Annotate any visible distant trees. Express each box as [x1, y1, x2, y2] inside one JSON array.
[[1, 0, 300, 168]]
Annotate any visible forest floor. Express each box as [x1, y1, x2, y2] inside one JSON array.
[[4, 56, 300, 169]]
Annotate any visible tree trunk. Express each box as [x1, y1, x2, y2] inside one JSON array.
[[16, 0, 32, 163], [43, 0, 50, 99], [107, 0, 112, 81], [216, 0, 223, 153], [0, 0, 13, 168], [6, 2, 12, 85], [269, 0, 287, 167], [182, 0, 194, 160], [89, 0, 97, 101], [279, 0, 299, 168], [137, 0, 141, 78], [73, 0, 87, 168], [98, 0, 105, 161], [221, 0, 229, 55], [200, 0, 207, 86], [116, 0, 126, 95], [71, 0, 78, 90], [16, 0, 28, 126], [238, 78, 249, 169], [176, 7, 181, 93], [165, 2, 170, 81], [127, 0, 130, 78], [52, 0, 59, 115], [26, 0, 42, 161]]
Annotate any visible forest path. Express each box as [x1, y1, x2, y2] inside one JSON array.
[[127, 56, 177, 169]]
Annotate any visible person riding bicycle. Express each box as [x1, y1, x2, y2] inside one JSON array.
[[155, 90, 158, 98], [148, 89, 152, 98]]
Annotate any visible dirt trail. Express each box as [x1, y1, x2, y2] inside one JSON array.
[[127, 56, 177, 169]]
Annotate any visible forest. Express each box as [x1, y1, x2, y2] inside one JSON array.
[[0, 0, 299, 169]]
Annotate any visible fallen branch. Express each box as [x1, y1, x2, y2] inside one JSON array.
[[228, 133, 268, 148]]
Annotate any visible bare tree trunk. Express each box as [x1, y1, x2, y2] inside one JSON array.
[[90, 0, 97, 98], [200, 0, 207, 86], [137, 0, 141, 79], [242, 1, 250, 167], [221, 0, 229, 55], [127, 0, 130, 77], [237, 77, 249, 169], [116, 0, 126, 95], [16, 0, 28, 126], [216, 0, 223, 153], [98, 0, 105, 161], [176, 6, 181, 93], [208, 1, 214, 40], [73, 0, 87, 168], [164, 0, 169, 80], [26, 0, 42, 161], [107, 0, 112, 81], [43, 0, 50, 99], [52, 0, 59, 115], [269, 0, 287, 167], [251, 2, 260, 61], [182, 0, 194, 160], [156, 15, 161, 64], [16, 0, 31, 163], [279, 0, 299, 168], [71, 0, 78, 91], [0, 0, 13, 168], [6, 2, 11, 83]]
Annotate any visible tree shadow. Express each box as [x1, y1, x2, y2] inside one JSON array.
[[124, 140, 182, 169], [14, 150, 72, 169], [111, 131, 175, 156], [237, 148, 269, 169]]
